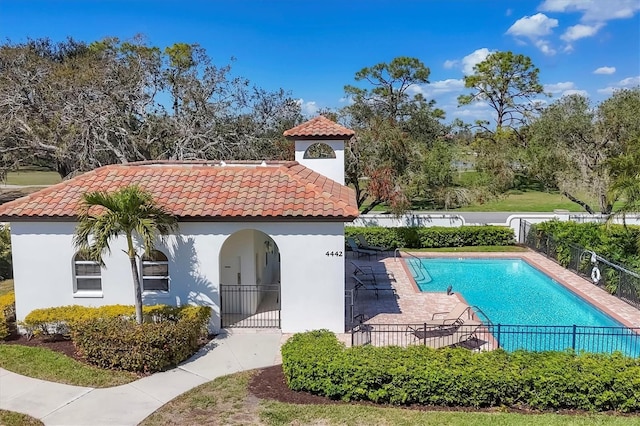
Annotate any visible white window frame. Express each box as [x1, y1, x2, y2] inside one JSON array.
[[141, 250, 170, 293], [73, 253, 103, 297]]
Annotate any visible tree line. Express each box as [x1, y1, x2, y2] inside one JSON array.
[[1, 36, 639, 215]]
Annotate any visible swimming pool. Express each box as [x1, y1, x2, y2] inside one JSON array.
[[407, 257, 639, 355]]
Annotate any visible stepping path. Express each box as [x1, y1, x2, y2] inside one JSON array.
[[0, 330, 283, 426]]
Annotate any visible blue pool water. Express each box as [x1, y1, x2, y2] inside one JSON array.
[[408, 258, 639, 355]]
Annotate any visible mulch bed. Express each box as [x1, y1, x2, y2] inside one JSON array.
[[2, 334, 84, 362]]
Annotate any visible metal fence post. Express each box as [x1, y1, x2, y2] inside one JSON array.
[[423, 322, 427, 346], [572, 324, 577, 350], [496, 324, 501, 349]]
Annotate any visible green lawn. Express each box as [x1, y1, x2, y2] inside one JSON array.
[[452, 190, 595, 212], [0, 345, 138, 387], [0, 410, 43, 426], [4, 171, 61, 186], [406, 246, 527, 252], [141, 370, 639, 426]]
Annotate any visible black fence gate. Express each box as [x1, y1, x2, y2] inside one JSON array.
[[220, 284, 281, 328]]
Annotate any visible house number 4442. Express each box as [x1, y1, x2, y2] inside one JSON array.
[[326, 251, 343, 257]]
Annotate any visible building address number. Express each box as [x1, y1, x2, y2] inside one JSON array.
[[326, 251, 343, 257]]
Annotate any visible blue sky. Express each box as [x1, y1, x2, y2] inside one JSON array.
[[1, 0, 639, 122]]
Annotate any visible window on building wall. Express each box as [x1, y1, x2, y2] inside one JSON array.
[[303, 142, 336, 159], [142, 250, 169, 291], [74, 252, 102, 292]]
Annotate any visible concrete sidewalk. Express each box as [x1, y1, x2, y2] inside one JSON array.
[[0, 330, 283, 426]]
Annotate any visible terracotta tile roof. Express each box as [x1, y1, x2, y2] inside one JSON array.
[[0, 161, 359, 221], [283, 116, 355, 139]]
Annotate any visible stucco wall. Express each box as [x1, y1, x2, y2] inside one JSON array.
[[10, 221, 345, 333], [294, 139, 345, 185]]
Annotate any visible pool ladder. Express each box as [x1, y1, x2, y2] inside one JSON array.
[[395, 249, 432, 283]]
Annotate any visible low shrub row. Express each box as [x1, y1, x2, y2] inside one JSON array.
[[72, 305, 211, 373], [22, 304, 205, 337], [282, 330, 640, 412], [346, 225, 514, 249], [0, 291, 15, 339]]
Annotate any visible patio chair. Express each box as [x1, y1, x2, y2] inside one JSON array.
[[350, 261, 395, 283], [351, 274, 379, 299], [408, 318, 483, 349], [356, 234, 391, 253], [426, 302, 473, 326], [346, 237, 377, 259]]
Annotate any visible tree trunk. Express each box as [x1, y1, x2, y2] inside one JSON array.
[[599, 193, 612, 215], [126, 233, 143, 324], [360, 199, 382, 214], [562, 191, 594, 214]]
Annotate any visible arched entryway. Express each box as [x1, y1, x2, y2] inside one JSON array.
[[219, 229, 281, 328]]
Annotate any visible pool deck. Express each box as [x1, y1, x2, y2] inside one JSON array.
[[347, 250, 640, 329]]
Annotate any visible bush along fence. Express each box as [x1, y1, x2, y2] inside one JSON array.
[[282, 330, 640, 412], [345, 225, 515, 250], [521, 220, 640, 310]]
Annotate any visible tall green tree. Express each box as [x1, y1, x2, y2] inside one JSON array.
[[74, 186, 177, 324], [458, 51, 546, 133], [342, 57, 448, 213]]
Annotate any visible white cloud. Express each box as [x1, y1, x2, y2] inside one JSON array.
[[535, 39, 557, 55], [539, 0, 640, 22], [506, 8, 513, 17], [443, 59, 458, 69], [545, 81, 577, 94], [507, 13, 559, 38], [506, 13, 558, 55], [296, 99, 318, 116], [561, 89, 589, 97], [593, 66, 616, 75], [408, 79, 465, 98], [561, 23, 604, 42], [461, 48, 493, 75], [597, 75, 640, 95]]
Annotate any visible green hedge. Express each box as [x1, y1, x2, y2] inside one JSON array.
[[71, 305, 211, 373], [346, 226, 514, 249], [282, 331, 640, 412], [529, 221, 640, 270], [22, 304, 204, 337]]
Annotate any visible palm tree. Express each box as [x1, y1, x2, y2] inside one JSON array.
[[607, 140, 640, 248], [74, 185, 177, 324]]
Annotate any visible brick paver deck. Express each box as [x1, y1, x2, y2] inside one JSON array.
[[346, 250, 640, 329]]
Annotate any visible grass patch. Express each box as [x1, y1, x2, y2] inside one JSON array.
[[404, 245, 527, 252], [141, 370, 259, 425], [453, 191, 596, 212], [0, 345, 138, 388], [142, 370, 638, 426], [260, 402, 637, 425], [0, 279, 13, 296], [0, 410, 43, 426], [4, 171, 61, 186]]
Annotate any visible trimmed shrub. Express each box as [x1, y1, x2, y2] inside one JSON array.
[[22, 304, 206, 337], [71, 305, 211, 373], [346, 226, 514, 250], [0, 291, 15, 339], [282, 331, 640, 412]]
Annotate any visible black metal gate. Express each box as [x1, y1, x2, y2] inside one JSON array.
[[220, 284, 281, 328]]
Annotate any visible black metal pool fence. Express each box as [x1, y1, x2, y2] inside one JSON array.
[[519, 220, 640, 310], [351, 323, 640, 357]]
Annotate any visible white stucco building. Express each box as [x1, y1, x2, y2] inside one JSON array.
[[0, 116, 358, 333]]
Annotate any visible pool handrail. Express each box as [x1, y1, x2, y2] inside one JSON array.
[[395, 250, 432, 283]]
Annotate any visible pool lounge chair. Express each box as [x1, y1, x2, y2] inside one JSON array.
[[427, 302, 473, 326], [346, 237, 377, 259], [351, 274, 379, 299], [350, 261, 395, 283], [408, 318, 482, 349], [356, 234, 391, 253]]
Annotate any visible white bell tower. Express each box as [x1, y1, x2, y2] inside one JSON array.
[[283, 116, 354, 185]]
